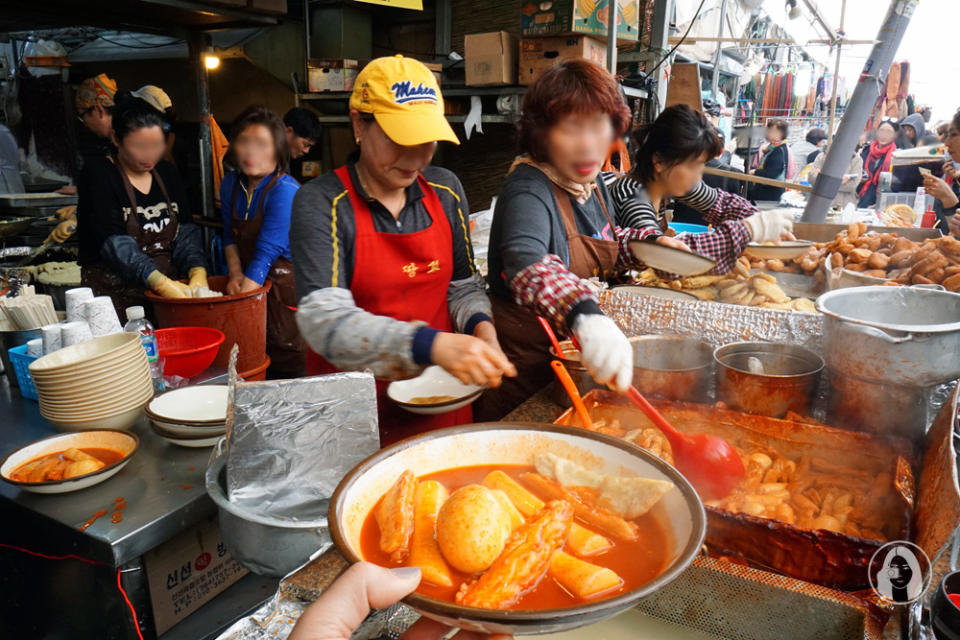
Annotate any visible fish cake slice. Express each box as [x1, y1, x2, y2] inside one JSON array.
[[521, 472, 639, 541], [455, 500, 573, 609], [376, 470, 416, 563]]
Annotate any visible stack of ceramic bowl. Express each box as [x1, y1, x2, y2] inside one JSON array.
[[29, 332, 153, 431], [145, 385, 227, 447]]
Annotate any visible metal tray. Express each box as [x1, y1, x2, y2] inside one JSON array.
[[0, 193, 76, 209], [555, 389, 916, 590]]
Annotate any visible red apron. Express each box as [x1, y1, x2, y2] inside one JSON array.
[[305, 166, 472, 446]]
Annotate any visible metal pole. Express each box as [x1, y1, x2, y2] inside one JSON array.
[[607, 0, 618, 74], [826, 0, 846, 145], [710, 0, 728, 101], [649, 0, 675, 116], [188, 31, 214, 222], [801, 0, 918, 222]]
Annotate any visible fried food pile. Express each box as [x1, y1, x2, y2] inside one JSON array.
[[630, 260, 817, 312], [776, 222, 960, 289], [586, 416, 899, 541]]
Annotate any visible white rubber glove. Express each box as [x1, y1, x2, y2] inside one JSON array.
[[572, 314, 634, 392], [744, 209, 794, 243]]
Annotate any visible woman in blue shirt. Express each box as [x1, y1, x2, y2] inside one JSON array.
[[220, 105, 304, 377]]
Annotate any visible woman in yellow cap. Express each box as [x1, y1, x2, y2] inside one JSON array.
[[290, 55, 515, 445]]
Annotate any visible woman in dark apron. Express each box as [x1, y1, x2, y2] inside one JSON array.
[[78, 93, 207, 319], [477, 59, 649, 421], [220, 106, 305, 378], [290, 56, 514, 446]]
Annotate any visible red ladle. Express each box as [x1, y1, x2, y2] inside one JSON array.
[[535, 316, 745, 500], [624, 385, 745, 500]]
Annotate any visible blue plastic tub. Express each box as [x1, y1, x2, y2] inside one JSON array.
[[669, 222, 710, 234], [8, 343, 38, 400]]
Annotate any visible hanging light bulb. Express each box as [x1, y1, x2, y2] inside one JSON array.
[[204, 54, 220, 70], [785, 0, 802, 20]]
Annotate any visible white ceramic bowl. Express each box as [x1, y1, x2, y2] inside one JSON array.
[[0, 429, 139, 494], [151, 430, 222, 448], [36, 375, 152, 405], [31, 354, 149, 386], [42, 405, 146, 432], [29, 333, 142, 374], [743, 240, 815, 260], [386, 366, 484, 415], [627, 241, 717, 276], [330, 424, 706, 635], [39, 386, 154, 418], [146, 385, 228, 424]]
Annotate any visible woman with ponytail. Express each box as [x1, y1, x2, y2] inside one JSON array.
[[606, 104, 795, 274]]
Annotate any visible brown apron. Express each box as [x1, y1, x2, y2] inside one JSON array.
[[82, 160, 179, 320], [474, 183, 620, 421], [230, 173, 306, 377]]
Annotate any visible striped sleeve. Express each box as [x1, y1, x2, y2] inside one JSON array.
[[608, 175, 664, 234]]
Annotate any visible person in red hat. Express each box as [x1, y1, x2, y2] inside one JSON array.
[[290, 55, 514, 445]]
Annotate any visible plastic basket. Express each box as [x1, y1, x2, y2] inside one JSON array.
[[670, 222, 710, 234], [8, 344, 39, 400]]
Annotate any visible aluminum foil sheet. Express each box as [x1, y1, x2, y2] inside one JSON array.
[[226, 363, 379, 520], [215, 555, 420, 640], [599, 288, 825, 351]]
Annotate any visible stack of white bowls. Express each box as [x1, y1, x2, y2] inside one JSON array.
[[145, 385, 228, 447], [29, 332, 153, 431]]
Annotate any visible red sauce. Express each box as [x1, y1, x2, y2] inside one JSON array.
[[182, 485, 193, 490], [358, 464, 670, 611], [78, 509, 108, 532], [114, 496, 124, 502], [114, 501, 127, 511], [111, 512, 123, 524], [12, 448, 125, 483]]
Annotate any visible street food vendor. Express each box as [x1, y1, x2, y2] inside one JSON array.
[[476, 60, 643, 420], [607, 104, 794, 274], [291, 55, 515, 444], [78, 93, 207, 315], [220, 105, 305, 378]]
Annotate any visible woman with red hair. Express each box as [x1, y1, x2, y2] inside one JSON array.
[[477, 59, 643, 419]]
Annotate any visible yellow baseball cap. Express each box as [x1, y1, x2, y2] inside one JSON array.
[[349, 55, 459, 146]]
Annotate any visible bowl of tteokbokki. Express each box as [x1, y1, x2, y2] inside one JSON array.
[[329, 423, 706, 634], [1, 429, 139, 494]]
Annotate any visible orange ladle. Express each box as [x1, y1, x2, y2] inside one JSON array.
[[536, 316, 744, 499], [624, 385, 745, 500]]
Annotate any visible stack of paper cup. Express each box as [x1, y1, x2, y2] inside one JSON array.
[[41, 324, 62, 355], [61, 321, 93, 347], [27, 338, 43, 357], [82, 296, 123, 337], [65, 287, 94, 323]]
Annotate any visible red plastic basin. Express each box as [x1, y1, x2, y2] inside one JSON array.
[[155, 327, 226, 378]]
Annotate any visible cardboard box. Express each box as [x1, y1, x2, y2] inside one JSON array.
[[521, 0, 640, 42], [308, 59, 360, 93], [465, 31, 519, 86], [422, 61, 443, 86], [518, 36, 607, 85], [145, 519, 249, 636]]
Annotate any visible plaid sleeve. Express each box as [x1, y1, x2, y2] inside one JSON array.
[[508, 254, 598, 332], [616, 226, 662, 270], [674, 219, 751, 275], [692, 184, 758, 225]]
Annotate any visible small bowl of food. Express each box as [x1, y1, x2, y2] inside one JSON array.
[[329, 423, 706, 635], [387, 366, 484, 415], [1, 430, 139, 494]]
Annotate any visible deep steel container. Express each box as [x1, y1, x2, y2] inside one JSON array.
[[630, 335, 714, 403], [714, 342, 824, 418]]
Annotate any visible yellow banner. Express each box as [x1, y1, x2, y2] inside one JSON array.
[[353, 0, 423, 9]]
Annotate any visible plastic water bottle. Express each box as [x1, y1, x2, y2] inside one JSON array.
[[124, 306, 158, 362], [125, 306, 164, 393]]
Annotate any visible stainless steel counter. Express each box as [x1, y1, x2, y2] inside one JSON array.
[[0, 377, 217, 566]]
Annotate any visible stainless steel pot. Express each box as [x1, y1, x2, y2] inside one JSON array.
[[630, 335, 714, 403], [825, 371, 927, 439], [205, 439, 330, 577], [816, 286, 960, 387], [714, 342, 823, 418]]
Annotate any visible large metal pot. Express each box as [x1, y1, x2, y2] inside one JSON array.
[[714, 342, 823, 418], [205, 439, 330, 577], [816, 286, 960, 387], [825, 371, 927, 439], [630, 335, 713, 403]]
